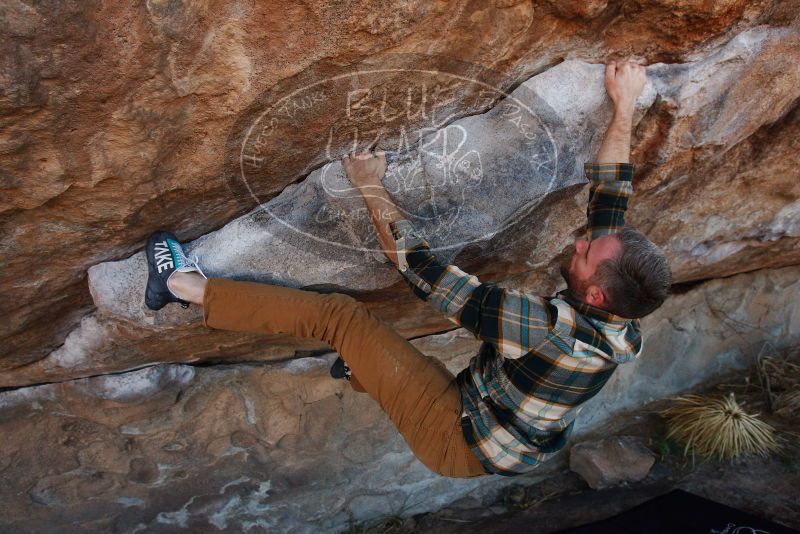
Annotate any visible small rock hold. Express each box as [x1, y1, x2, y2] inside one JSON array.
[[569, 436, 655, 490]]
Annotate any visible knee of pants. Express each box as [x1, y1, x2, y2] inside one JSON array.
[[321, 293, 376, 330], [321, 292, 362, 315]]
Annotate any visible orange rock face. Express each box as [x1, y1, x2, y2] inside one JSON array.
[[1, 0, 798, 382]]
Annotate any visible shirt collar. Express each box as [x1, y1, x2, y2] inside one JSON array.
[[557, 290, 631, 327]]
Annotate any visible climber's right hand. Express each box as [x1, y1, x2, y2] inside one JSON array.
[[604, 59, 646, 112]]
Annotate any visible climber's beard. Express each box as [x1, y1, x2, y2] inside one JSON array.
[[560, 253, 590, 301]]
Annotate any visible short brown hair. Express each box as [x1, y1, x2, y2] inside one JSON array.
[[593, 227, 672, 318]]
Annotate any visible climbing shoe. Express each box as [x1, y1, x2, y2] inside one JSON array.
[[144, 230, 206, 311], [330, 356, 352, 381]]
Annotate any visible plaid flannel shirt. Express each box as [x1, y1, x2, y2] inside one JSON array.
[[389, 162, 643, 476]]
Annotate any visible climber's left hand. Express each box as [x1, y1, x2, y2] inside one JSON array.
[[342, 150, 387, 190]]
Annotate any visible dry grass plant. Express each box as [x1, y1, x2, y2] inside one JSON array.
[[756, 346, 800, 416], [659, 392, 780, 460]]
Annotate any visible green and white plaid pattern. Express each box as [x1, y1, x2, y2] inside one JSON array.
[[390, 162, 642, 476]]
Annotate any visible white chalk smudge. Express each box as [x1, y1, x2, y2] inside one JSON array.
[[77, 364, 195, 402]]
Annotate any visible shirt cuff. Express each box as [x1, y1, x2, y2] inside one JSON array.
[[388, 219, 426, 273], [584, 162, 635, 182], [389, 219, 419, 241]]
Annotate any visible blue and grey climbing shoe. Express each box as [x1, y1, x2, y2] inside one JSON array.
[[330, 356, 352, 381], [144, 231, 206, 311]]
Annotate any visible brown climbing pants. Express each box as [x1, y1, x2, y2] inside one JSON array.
[[202, 278, 488, 478]]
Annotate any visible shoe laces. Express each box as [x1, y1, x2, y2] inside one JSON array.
[[174, 246, 207, 279]]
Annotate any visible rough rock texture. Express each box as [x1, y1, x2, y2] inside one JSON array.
[[2, 2, 800, 532], [2, 0, 799, 373], [1, 266, 798, 533], [4, 25, 800, 387], [569, 436, 655, 489]]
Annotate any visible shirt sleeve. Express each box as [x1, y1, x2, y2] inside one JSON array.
[[585, 162, 635, 239], [389, 219, 557, 358]]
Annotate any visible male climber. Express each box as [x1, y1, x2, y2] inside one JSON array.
[[143, 59, 671, 477]]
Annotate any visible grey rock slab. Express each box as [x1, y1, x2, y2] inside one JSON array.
[[87, 58, 657, 324], [86, 26, 794, 328]]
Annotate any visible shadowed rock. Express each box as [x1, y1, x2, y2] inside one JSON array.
[[1, 266, 798, 532]]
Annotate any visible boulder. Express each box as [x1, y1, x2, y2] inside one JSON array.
[[1, 0, 797, 372], [2, 2, 800, 531], [3, 26, 800, 387], [570, 436, 656, 489]]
